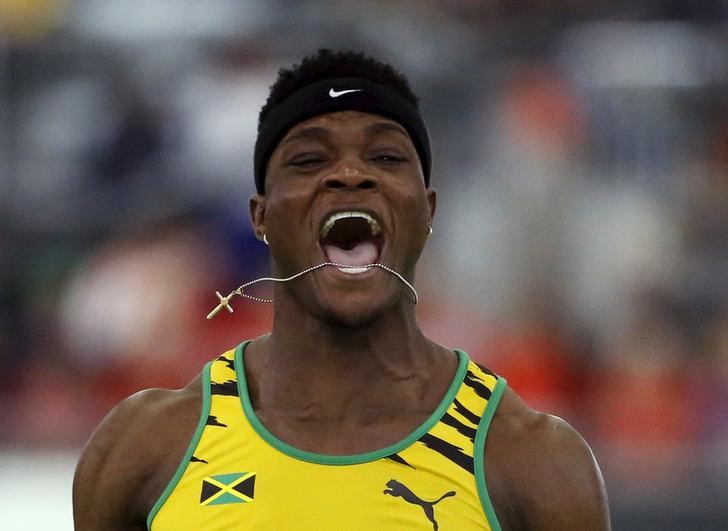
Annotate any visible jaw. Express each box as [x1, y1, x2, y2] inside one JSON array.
[[282, 276, 409, 330], [306, 263, 403, 327], [271, 258, 410, 331]]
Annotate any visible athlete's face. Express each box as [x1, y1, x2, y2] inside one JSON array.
[[250, 111, 436, 326]]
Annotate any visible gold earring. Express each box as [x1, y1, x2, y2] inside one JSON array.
[[427, 226, 433, 238], [262, 234, 269, 245]]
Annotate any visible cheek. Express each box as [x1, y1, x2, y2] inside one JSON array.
[[265, 183, 315, 228], [396, 185, 430, 226]]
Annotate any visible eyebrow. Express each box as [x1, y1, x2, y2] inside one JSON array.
[[364, 121, 410, 140], [279, 126, 330, 146], [279, 120, 411, 148]]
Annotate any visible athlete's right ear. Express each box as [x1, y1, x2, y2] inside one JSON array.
[[249, 194, 267, 243]]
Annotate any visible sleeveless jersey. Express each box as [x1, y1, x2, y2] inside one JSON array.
[[148, 341, 506, 531]]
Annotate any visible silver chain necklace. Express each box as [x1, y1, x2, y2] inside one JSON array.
[[206, 262, 418, 319]]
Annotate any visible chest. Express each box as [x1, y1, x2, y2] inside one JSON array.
[[147, 347, 504, 530], [151, 432, 491, 531]]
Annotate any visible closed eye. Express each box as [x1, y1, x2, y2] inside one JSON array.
[[370, 153, 407, 164], [287, 154, 328, 168]]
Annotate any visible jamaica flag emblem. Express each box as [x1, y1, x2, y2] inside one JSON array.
[[200, 472, 256, 506]]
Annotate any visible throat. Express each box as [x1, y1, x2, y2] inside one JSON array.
[[247, 339, 456, 420], [243, 338, 459, 455]]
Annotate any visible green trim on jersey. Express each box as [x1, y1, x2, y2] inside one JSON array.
[[234, 340, 470, 465], [147, 361, 212, 530], [474, 376, 507, 531]]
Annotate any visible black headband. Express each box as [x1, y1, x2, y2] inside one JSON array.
[[254, 77, 431, 194]]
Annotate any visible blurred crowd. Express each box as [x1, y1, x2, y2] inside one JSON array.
[[1, 1, 727, 529]]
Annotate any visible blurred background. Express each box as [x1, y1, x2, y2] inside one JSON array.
[[1, 0, 727, 529]]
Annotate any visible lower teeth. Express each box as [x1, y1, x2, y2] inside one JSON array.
[[339, 266, 369, 274]]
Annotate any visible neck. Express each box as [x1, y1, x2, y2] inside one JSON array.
[[276, 290, 424, 362], [244, 289, 453, 420]]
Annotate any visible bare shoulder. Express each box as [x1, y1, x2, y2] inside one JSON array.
[[485, 386, 611, 531], [73, 377, 203, 531]]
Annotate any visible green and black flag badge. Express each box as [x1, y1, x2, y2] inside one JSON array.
[[200, 472, 256, 506]]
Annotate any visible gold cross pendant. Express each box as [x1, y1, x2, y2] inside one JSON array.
[[206, 291, 235, 320]]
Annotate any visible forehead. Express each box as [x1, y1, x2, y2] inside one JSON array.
[[278, 111, 413, 147]]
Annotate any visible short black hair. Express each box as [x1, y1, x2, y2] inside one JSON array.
[[258, 49, 420, 130]]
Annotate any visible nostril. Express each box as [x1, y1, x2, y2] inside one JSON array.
[[325, 176, 376, 189]]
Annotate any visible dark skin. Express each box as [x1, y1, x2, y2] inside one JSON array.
[[73, 111, 611, 530]]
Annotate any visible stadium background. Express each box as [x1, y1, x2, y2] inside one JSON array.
[[1, 1, 727, 529]]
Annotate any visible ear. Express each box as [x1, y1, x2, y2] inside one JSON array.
[[426, 187, 437, 227], [249, 194, 267, 241]]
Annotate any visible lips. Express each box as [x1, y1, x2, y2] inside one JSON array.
[[319, 211, 384, 274]]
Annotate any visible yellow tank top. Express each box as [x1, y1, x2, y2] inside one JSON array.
[[148, 341, 506, 531]]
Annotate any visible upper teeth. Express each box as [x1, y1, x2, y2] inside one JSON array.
[[320, 211, 381, 238]]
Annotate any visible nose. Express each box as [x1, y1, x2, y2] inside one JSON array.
[[322, 163, 377, 190]]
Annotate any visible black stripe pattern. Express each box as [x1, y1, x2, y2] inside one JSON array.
[[418, 433, 474, 474], [439, 412, 478, 442], [216, 355, 236, 372], [206, 415, 228, 427], [211, 380, 239, 396], [452, 398, 482, 426], [475, 363, 497, 378], [463, 371, 492, 400], [410, 364, 499, 475], [385, 453, 416, 469]]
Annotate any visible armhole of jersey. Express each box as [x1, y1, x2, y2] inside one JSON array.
[[146, 362, 212, 530], [473, 377, 507, 531]]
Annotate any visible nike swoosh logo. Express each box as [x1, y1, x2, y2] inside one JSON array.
[[329, 88, 362, 98]]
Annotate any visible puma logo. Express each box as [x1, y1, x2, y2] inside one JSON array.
[[383, 479, 456, 530]]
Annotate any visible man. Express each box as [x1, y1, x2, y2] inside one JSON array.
[[73, 49, 610, 530]]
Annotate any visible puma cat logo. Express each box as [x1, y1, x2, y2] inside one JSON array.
[[383, 479, 456, 530]]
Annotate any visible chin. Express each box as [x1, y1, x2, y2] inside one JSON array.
[[316, 290, 398, 329], [323, 309, 379, 329]]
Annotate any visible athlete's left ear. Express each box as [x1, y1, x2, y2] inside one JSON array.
[[426, 187, 437, 229], [249, 194, 267, 242]]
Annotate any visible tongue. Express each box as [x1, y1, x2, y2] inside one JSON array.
[[323, 241, 379, 266]]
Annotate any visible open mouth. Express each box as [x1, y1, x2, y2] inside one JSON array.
[[319, 211, 384, 274]]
